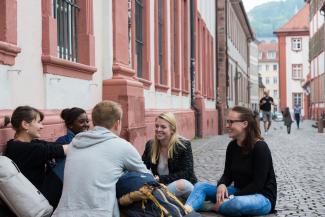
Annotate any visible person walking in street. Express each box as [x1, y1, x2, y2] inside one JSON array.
[[282, 107, 293, 134], [260, 90, 275, 135], [294, 104, 302, 129], [142, 112, 197, 200], [52, 101, 150, 217], [184, 106, 277, 216]]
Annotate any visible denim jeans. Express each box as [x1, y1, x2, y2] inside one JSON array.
[[167, 179, 194, 199], [185, 182, 272, 216]]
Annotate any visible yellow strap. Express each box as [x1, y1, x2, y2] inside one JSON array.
[[160, 184, 190, 214]]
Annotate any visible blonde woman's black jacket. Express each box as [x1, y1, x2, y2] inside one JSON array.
[[142, 138, 198, 185]]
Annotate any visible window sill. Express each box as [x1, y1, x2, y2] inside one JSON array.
[[171, 87, 181, 95], [0, 41, 21, 66], [182, 89, 190, 96], [138, 77, 152, 89], [42, 55, 97, 80], [155, 83, 169, 92]]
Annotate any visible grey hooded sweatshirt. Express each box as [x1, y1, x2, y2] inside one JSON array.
[[52, 126, 149, 217]]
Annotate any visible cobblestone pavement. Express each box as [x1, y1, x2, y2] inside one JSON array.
[[191, 120, 325, 217]]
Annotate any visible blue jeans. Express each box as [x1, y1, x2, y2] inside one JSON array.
[[167, 179, 194, 199], [185, 182, 272, 216]]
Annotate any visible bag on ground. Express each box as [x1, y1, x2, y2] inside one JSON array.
[[0, 156, 53, 217], [116, 171, 202, 217]]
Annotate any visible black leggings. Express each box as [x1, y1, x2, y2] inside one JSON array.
[[295, 113, 300, 128], [287, 125, 291, 134]]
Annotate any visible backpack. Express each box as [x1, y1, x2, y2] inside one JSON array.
[[0, 156, 53, 217], [116, 172, 202, 217]]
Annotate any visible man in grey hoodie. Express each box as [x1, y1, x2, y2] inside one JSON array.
[[52, 101, 150, 217]]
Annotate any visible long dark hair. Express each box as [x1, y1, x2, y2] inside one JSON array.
[[283, 107, 290, 117], [231, 106, 263, 153], [10, 106, 44, 133]]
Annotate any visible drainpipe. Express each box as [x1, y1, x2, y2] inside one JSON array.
[[190, 0, 202, 138]]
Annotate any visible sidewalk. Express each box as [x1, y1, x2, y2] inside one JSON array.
[[192, 120, 325, 217]]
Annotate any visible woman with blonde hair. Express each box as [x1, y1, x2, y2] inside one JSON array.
[[142, 112, 197, 199]]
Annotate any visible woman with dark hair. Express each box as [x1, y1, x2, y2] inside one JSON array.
[[4, 106, 68, 200], [282, 107, 293, 134], [56, 107, 89, 144], [185, 106, 277, 216]]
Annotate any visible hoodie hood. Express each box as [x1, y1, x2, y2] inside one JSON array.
[[72, 126, 118, 149]]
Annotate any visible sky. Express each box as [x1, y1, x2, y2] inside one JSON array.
[[243, 0, 282, 12]]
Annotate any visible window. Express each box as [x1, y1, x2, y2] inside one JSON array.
[[158, 0, 163, 83], [267, 51, 276, 59], [53, 0, 79, 62], [258, 65, 262, 72], [273, 76, 278, 84], [266, 77, 270, 84], [273, 64, 277, 71], [0, 0, 20, 65], [293, 93, 303, 108], [292, 64, 303, 79], [135, 0, 143, 77], [266, 65, 269, 71], [274, 90, 278, 97], [292, 38, 302, 51]]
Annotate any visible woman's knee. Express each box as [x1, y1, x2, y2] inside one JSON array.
[[175, 179, 193, 192]]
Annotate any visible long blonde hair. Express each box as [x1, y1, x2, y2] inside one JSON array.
[[150, 112, 185, 164]]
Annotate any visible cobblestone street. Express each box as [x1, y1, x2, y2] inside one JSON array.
[[192, 120, 325, 217]]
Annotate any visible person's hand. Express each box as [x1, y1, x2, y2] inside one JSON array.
[[154, 175, 160, 181], [216, 184, 228, 204], [214, 197, 229, 212]]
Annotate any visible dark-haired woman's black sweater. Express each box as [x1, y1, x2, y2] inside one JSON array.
[[142, 138, 198, 185], [5, 139, 65, 189], [218, 140, 277, 211]]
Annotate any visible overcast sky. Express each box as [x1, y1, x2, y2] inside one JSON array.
[[243, 0, 282, 12]]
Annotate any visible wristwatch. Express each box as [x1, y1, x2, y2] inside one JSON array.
[[229, 195, 234, 199]]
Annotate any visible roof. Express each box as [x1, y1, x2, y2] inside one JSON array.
[[258, 42, 279, 62], [274, 4, 309, 34], [231, 0, 255, 41]]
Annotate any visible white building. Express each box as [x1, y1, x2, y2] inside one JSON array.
[[258, 42, 280, 112], [250, 40, 259, 112], [0, 0, 219, 152], [274, 4, 310, 116]]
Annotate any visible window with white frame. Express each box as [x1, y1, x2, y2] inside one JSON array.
[[274, 90, 278, 98], [273, 64, 277, 71], [267, 51, 276, 59], [258, 64, 262, 72], [293, 93, 303, 108], [292, 38, 302, 51], [273, 76, 278, 84], [265, 77, 270, 84], [292, 64, 303, 79]]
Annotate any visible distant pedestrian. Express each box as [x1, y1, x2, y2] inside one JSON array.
[[282, 107, 293, 134], [260, 90, 276, 135], [294, 104, 302, 129]]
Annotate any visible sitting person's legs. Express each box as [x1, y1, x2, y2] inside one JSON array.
[[185, 182, 217, 210], [219, 193, 272, 216], [167, 179, 194, 199]]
